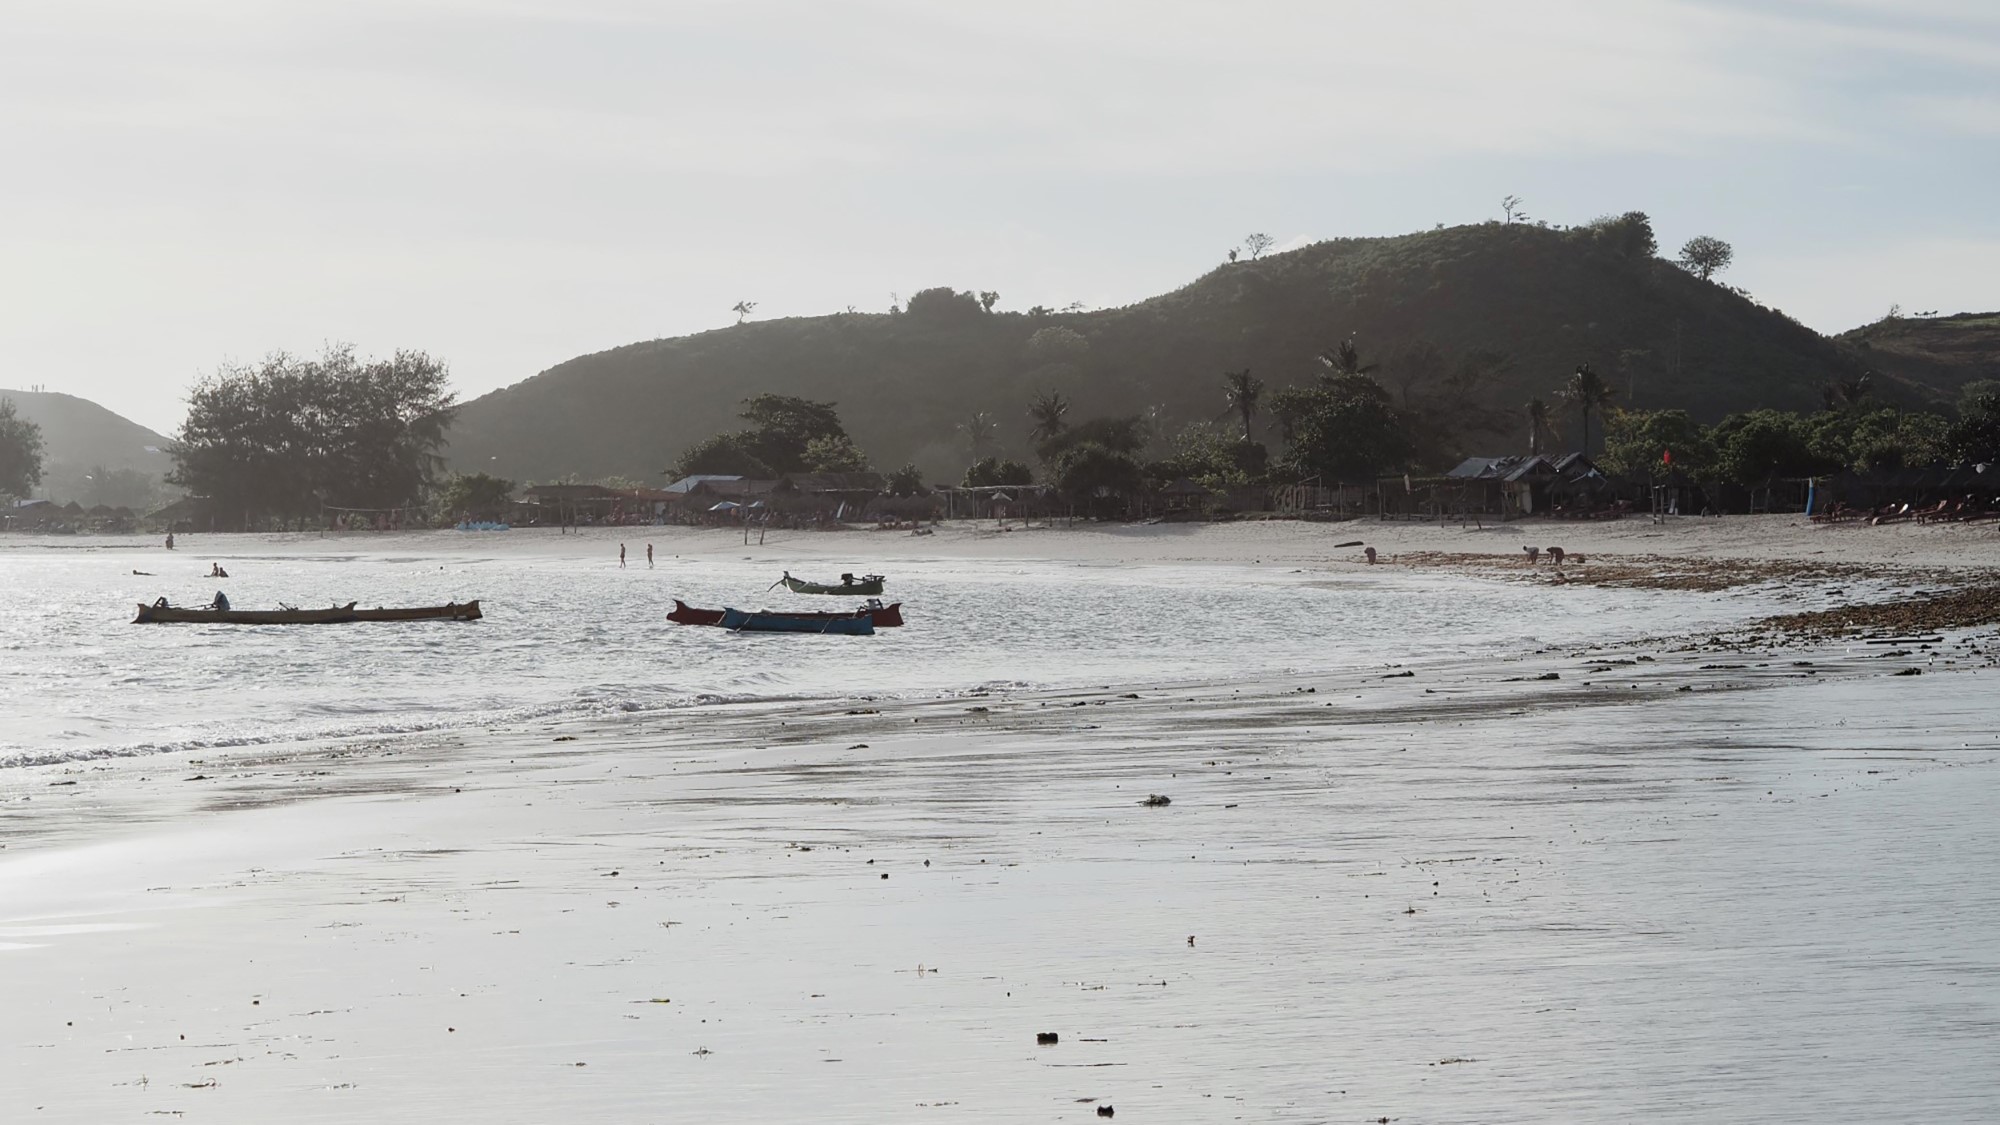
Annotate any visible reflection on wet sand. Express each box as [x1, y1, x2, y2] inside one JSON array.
[[5, 619, 1999, 1122]]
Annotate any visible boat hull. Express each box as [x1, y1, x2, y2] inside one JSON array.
[[134, 600, 481, 624], [780, 575, 885, 596], [718, 607, 874, 634], [670, 599, 899, 628]]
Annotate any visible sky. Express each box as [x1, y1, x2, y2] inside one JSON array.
[[2, 0, 1996, 435]]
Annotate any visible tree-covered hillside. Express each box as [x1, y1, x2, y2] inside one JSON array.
[[1837, 312, 2000, 401], [445, 218, 1897, 483], [0, 389, 176, 506]]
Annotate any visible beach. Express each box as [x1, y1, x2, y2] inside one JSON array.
[[4, 517, 2000, 1123]]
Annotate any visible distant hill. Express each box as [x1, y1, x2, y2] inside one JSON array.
[[445, 220, 1884, 483], [1835, 312, 2000, 402], [0, 389, 176, 507]]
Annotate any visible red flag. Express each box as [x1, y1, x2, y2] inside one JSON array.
[[1662, 447, 1673, 465]]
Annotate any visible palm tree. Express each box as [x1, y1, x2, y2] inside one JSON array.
[[1525, 397, 1561, 456], [957, 411, 998, 459], [1557, 363, 1614, 455], [1027, 391, 1070, 444], [1318, 338, 1378, 380], [1222, 368, 1264, 441]]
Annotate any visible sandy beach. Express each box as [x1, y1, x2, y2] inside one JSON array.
[[5, 516, 1999, 1123]]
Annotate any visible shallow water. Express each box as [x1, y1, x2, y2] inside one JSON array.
[[0, 531, 1801, 767]]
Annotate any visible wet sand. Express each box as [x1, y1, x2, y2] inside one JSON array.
[[6, 617, 2000, 1123]]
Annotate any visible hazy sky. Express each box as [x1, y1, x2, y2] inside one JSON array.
[[3, 0, 1996, 434]]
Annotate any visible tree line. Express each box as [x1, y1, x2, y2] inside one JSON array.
[[667, 335, 2000, 514]]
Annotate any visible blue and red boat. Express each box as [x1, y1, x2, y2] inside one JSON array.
[[717, 607, 874, 634]]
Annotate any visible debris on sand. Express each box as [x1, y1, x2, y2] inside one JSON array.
[[1139, 794, 1171, 807], [1759, 584, 2000, 638], [1096, 1105, 1115, 1118], [1037, 1032, 1059, 1045]]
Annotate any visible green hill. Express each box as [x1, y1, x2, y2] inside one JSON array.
[[1836, 312, 2000, 402], [445, 219, 1886, 483], [0, 389, 176, 507]]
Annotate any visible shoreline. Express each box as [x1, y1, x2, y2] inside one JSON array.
[[6, 511, 2000, 570]]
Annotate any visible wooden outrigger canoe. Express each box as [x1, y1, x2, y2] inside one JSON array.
[[777, 571, 885, 596], [670, 598, 901, 628], [133, 599, 481, 624], [718, 607, 874, 635]]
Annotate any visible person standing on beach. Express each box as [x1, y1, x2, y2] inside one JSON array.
[[619, 543, 626, 568], [646, 543, 654, 568], [165, 532, 175, 549]]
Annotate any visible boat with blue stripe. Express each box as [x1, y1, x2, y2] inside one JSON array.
[[717, 607, 875, 635]]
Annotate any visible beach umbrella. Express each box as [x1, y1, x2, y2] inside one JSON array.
[[708, 501, 741, 512]]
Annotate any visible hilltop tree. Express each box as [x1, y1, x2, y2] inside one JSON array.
[[1677, 236, 1734, 281], [732, 301, 758, 324], [1222, 368, 1264, 441], [1558, 363, 1615, 455], [906, 287, 984, 323], [1242, 233, 1276, 260], [169, 345, 456, 527], [1501, 195, 1527, 224], [978, 291, 1000, 313], [0, 397, 46, 500], [1577, 211, 1658, 259]]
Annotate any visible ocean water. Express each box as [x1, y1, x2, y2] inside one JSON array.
[[1, 530, 1805, 768]]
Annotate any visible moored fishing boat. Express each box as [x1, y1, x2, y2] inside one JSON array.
[[717, 607, 875, 635], [351, 600, 482, 621], [670, 598, 901, 628], [777, 571, 885, 596], [134, 599, 482, 624]]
